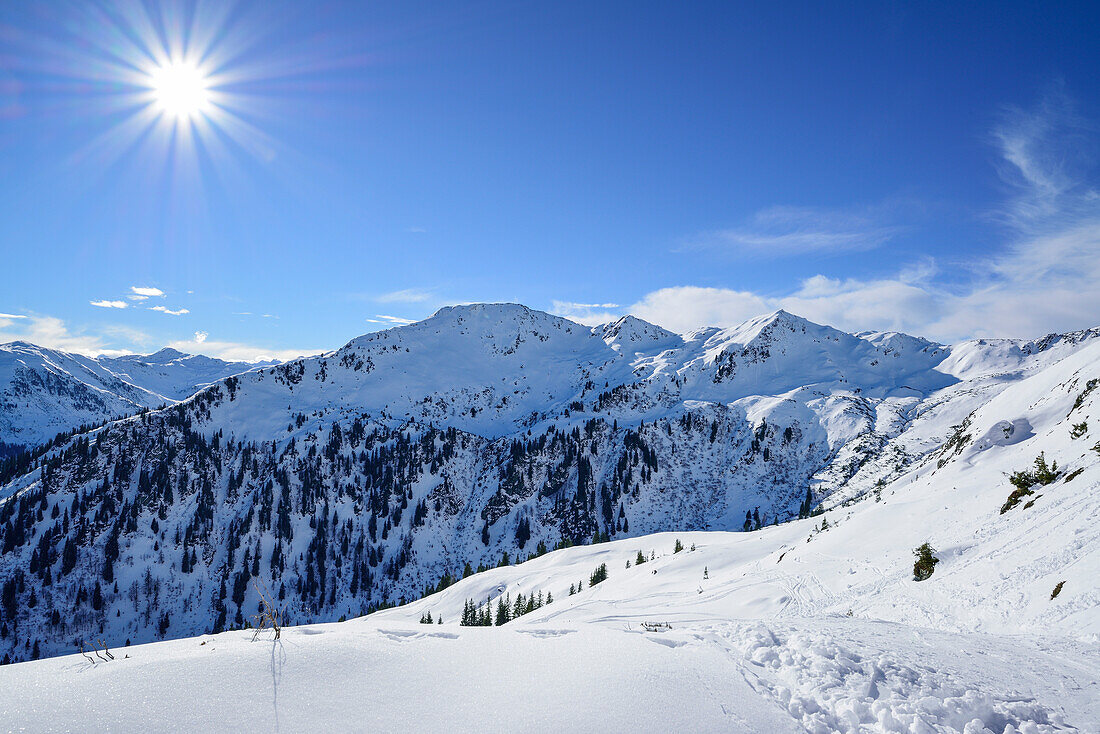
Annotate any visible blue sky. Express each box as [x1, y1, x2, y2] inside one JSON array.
[[1, 1, 1098, 359]]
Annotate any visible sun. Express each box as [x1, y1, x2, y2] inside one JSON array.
[[149, 61, 212, 120]]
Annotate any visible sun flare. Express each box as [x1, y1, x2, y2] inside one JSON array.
[[149, 61, 211, 120]]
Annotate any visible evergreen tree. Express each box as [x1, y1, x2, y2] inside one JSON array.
[[798, 487, 814, 519], [912, 543, 939, 581]]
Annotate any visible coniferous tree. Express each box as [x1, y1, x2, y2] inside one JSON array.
[[912, 543, 939, 581]]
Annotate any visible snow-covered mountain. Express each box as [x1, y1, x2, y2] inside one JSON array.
[[0, 303, 1096, 676], [0, 342, 278, 452], [2, 328, 1097, 730]]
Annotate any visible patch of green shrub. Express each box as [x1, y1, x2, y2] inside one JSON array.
[[1071, 379, 1098, 414], [913, 543, 939, 581], [1001, 487, 1034, 514]]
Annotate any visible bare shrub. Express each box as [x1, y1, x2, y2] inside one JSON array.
[[250, 580, 282, 641]]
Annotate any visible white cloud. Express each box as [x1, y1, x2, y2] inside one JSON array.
[[562, 301, 620, 309], [165, 336, 320, 363], [0, 315, 123, 354], [376, 289, 433, 304], [0, 313, 27, 319], [623, 218, 1099, 341], [149, 306, 190, 316], [693, 205, 901, 257], [627, 288, 771, 333], [549, 301, 624, 326], [992, 87, 1096, 227], [127, 295, 148, 302], [131, 286, 165, 297], [374, 314, 415, 324], [90, 300, 128, 309], [406, 226, 427, 233], [0, 313, 308, 363]]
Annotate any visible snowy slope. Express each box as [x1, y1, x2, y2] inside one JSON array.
[[0, 304, 1097, 677], [4, 613, 1094, 733], [0, 342, 277, 449], [382, 346, 1100, 640]]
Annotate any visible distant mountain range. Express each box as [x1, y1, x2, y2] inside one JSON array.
[[0, 303, 1097, 664], [0, 343, 277, 452]]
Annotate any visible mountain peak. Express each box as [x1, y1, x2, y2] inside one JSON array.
[[143, 347, 189, 363], [600, 315, 681, 350], [427, 302, 545, 322]]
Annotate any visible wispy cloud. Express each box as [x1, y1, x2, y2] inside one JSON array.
[[131, 286, 165, 297], [561, 301, 620, 309], [90, 300, 128, 309], [149, 306, 190, 316], [0, 312, 27, 320], [549, 301, 624, 326], [376, 289, 433, 304], [370, 314, 416, 325], [406, 226, 427, 233], [692, 205, 902, 257], [992, 85, 1097, 227]]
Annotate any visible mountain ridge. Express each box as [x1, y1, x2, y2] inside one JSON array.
[[0, 303, 1097, 665]]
